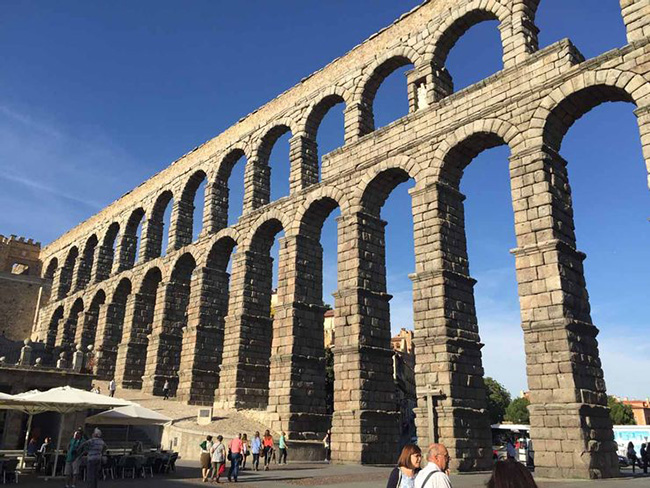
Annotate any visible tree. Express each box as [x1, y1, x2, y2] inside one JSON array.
[[505, 397, 530, 424], [325, 347, 334, 414], [484, 377, 511, 424], [608, 396, 636, 425]]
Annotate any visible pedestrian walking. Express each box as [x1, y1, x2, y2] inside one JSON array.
[[228, 433, 243, 482], [628, 442, 639, 473], [64, 430, 83, 488], [210, 435, 227, 483], [251, 431, 262, 471], [78, 428, 107, 488], [199, 435, 213, 482], [241, 433, 249, 470], [323, 429, 331, 463], [278, 431, 288, 464], [487, 459, 538, 488], [108, 379, 116, 398], [414, 443, 452, 488], [162, 379, 170, 400], [506, 437, 517, 461], [262, 430, 274, 471], [386, 443, 422, 488]]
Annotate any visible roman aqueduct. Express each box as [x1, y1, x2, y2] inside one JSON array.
[[31, 0, 650, 479]]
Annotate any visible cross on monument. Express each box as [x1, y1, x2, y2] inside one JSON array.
[[420, 386, 444, 444]]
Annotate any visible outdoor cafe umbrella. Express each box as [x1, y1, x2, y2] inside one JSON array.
[[0, 386, 131, 475], [84, 404, 171, 426], [85, 404, 171, 446]]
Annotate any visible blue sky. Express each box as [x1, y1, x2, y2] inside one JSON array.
[[1, 1, 648, 400]]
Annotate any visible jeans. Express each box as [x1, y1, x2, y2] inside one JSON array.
[[252, 453, 259, 470], [279, 448, 287, 464], [86, 459, 101, 488], [228, 453, 241, 480]]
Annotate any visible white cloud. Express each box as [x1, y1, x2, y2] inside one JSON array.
[[0, 104, 150, 244]]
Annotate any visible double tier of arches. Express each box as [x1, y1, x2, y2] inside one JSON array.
[[34, 0, 650, 480]]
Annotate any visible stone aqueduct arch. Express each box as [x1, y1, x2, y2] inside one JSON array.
[[31, 0, 650, 479]]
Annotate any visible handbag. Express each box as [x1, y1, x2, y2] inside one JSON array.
[[218, 464, 226, 475], [227, 449, 232, 461]]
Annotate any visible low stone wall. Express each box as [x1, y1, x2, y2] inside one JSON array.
[[162, 422, 325, 463]]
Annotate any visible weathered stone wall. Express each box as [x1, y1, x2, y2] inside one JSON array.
[[30, 0, 650, 478], [0, 235, 45, 340]]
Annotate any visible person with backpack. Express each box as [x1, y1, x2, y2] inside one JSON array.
[[414, 443, 452, 488], [386, 444, 422, 488]]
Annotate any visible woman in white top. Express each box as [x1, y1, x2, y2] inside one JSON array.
[[210, 435, 227, 483]]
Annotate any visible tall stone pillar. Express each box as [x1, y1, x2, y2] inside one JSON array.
[[93, 244, 115, 282], [620, 0, 650, 43], [177, 266, 228, 405], [409, 183, 492, 472], [500, 5, 539, 69], [267, 235, 329, 439], [114, 293, 148, 389], [141, 279, 188, 396], [510, 146, 618, 479], [214, 251, 273, 410], [331, 212, 399, 464], [74, 309, 100, 350], [289, 134, 318, 193], [116, 234, 138, 272], [242, 158, 270, 213], [56, 312, 80, 349], [140, 218, 164, 261], [71, 252, 92, 292], [203, 180, 228, 234], [94, 300, 128, 380], [343, 101, 373, 143], [169, 200, 194, 251]]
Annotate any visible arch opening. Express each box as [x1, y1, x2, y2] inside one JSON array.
[[297, 197, 341, 424], [443, 18, 503, 93], [119, 208, 145, 271], [305, 95, 346, 182], [260, 126, 292, 203], [57, 246, 79, 299], [549, 98, 649, 401], [97, 223, 120, 282], [75, 235, 98, 291], [118, 266, 162, 390], [147, 191, 173, 259], [46, 306, 64, 349], [216, 149, 247, 228], [178, 170, 207, 244], [82, 289, 106, 352], [360, 168, 417, 449], [96, 278, 132, 380], [365, 57, 414, 132]]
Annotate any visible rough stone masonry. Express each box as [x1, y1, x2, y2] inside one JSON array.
[[28, 0, 650, 479]]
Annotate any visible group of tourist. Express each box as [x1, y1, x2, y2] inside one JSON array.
[[199, 430, 286, 483], [387, 443, 538, 488]]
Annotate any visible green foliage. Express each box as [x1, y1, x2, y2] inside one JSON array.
[[607, 396, 636, 425], [505, 397, 530, 424], [485, 377, 511, 424]]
